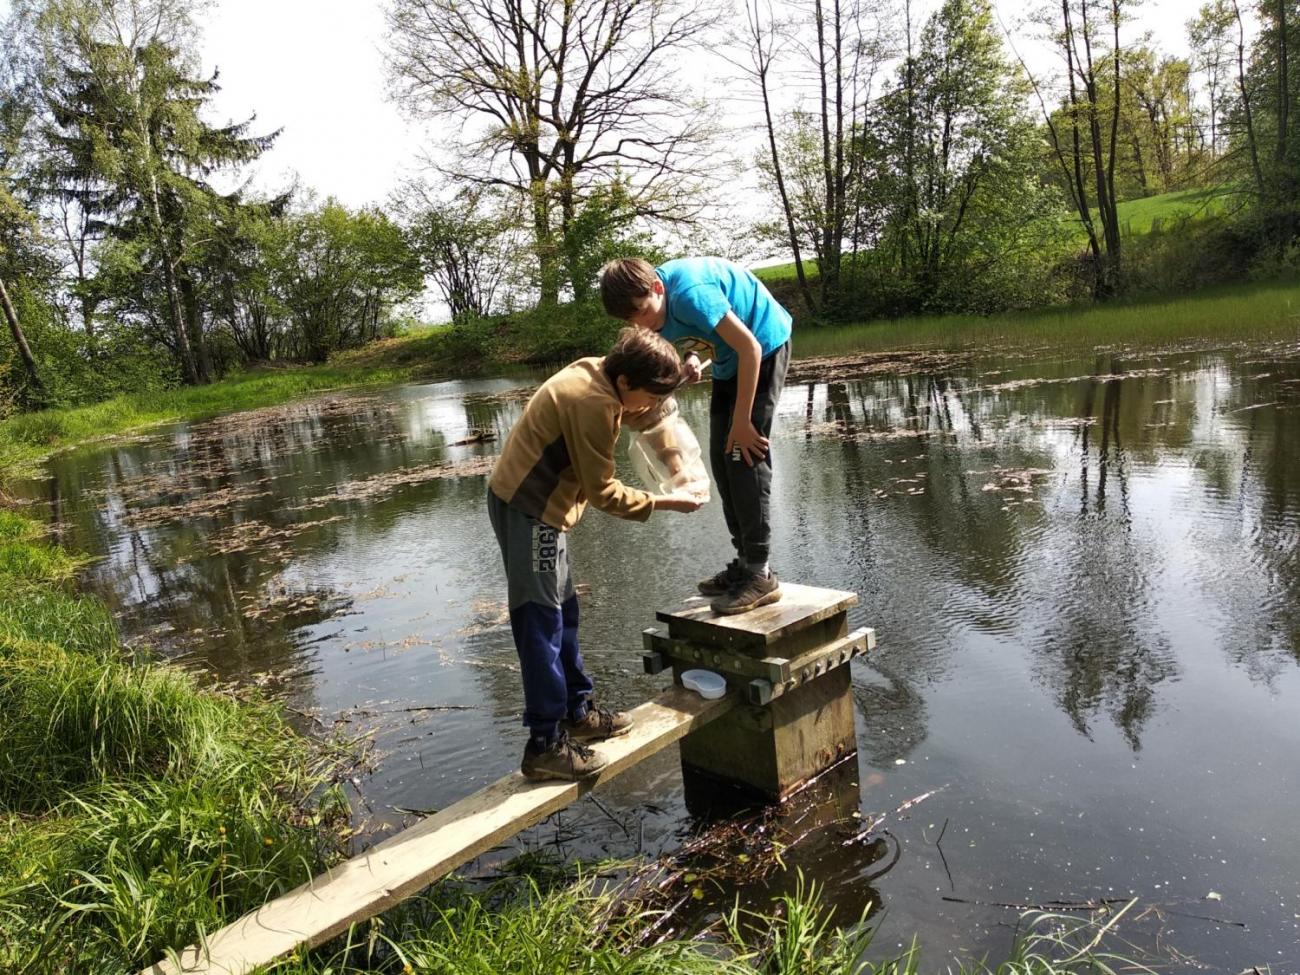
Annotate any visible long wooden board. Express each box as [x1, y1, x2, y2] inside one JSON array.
[[144, 685, 735, 975]]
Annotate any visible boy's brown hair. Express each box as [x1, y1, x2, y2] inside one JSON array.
[[603, 327, 683, 396], [600, 258, 658, 318]]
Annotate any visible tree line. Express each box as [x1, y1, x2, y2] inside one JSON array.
[[2, 0, 1299, 413]]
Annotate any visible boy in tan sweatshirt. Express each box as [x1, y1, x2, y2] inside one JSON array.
[[488, 328, 702, 781]]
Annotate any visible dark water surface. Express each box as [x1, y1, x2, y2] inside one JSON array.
[[16, 338, 1300, 971]]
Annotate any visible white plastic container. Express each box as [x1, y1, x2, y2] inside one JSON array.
[[680, 669, 727, 699], [629, 400, 711, 502]]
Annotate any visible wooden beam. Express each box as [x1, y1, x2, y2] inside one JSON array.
[[144, 685, 735, 975]]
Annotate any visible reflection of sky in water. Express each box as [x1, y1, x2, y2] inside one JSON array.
[[19, 343, 1300, 971]]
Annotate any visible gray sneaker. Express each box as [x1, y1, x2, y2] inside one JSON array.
[[521, 733, 608, 781], [562, 703, 634, 742], [710, 569, 782, 615], [698, 558, 745, 596]]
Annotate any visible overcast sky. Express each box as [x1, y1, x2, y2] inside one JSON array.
[[192, 0, 1206, 214]]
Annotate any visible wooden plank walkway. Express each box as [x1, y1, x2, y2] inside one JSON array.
[[144, 685, 735, 975]]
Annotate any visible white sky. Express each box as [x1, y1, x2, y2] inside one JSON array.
[[192, 0, 1204, 212]]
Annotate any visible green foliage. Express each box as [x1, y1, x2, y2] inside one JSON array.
[[0, 511, 346, 973], [560, 180, 665, 303], [450, 301, 624, 367], [398, 186, 523, 322], [277, 200, 424, 362]]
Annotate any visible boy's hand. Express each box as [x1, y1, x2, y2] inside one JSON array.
[[727, 420, 769, 467], [654, 493, 704, 513], [682, 352, 703, 384]]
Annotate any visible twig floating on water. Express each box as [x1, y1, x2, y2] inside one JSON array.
[[843, 786, 945, 846], [942, 895, 1130, 912]]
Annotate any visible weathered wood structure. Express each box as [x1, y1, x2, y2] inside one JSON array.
[[144, 583, 872, 975], [644, 582, 873, 801]]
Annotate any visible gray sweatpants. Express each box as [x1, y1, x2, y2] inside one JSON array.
[[486, 489, 591, 741], [709, 340, 790, 565]]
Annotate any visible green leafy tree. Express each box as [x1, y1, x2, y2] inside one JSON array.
[[278, 201, 423, 363], [0, 74, 51, 402], [1189, 1, 1236, 159], [396, 185, 524, 323], [1029, 0, 1131, 299], [876, 0, 1061, 309]]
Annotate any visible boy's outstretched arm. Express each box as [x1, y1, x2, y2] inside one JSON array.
[[715, 313, 769, 466]]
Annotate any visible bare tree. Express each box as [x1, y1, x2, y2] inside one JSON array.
[[1230, 0, 1265, 194], [1188, 0, 1234, 159], [733, 0, 816, 313], [386, 0, 718, 306]]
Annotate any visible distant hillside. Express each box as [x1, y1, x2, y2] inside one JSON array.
[[753, 186, 1239, 286]]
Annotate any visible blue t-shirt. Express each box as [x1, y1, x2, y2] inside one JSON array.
[[655, 257, 792, 381]]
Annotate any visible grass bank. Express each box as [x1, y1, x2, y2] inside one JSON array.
[[0, 326, 455, 479], [0, 509, 348, 973], [9, 275, 1297, 486], [790, 277, 1300, 359], [754, 186, 1240, 287]]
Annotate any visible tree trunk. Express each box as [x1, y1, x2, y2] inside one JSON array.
[[1277, 0, 1290, 166], [753, 2, 816, 315], [179, 274, 212, 383], [1233, 0, 1267, 195], [530, 179, 559, 307], [0, 275, 46, 397], [147, 175, 199, 384], [815, 0, 839, 310]]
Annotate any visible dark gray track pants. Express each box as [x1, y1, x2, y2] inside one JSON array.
[[709, 340, 790, 565]]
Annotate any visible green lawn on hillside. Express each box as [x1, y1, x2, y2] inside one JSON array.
[[753, 187, 1240, 285]]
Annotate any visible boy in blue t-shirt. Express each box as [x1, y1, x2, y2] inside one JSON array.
[[599, 257, 793, 614]]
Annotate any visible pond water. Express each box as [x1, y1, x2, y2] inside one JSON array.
[[15, 336, 1300, 971]]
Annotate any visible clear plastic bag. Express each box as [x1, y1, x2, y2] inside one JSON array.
[[629, 403, 711, 502]]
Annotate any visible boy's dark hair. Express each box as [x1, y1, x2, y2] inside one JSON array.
[[603, 327, 683, 395], [600, 258, 658, 318]]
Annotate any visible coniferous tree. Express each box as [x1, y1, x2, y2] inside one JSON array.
[[20, 0, 276, 383]]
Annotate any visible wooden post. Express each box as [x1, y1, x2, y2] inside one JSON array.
[[645, 583, 873, 803]]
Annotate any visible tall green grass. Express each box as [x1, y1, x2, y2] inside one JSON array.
[[0, 512, 346, 974], [268, 872, 1145, 975]]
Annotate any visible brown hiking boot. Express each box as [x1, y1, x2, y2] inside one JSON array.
[[563, 703, 634, 742], [521, 733, 608, 782], [710, 569, 782, 616], [698, 558, 745, 596]]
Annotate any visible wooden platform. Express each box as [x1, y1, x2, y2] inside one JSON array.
[[143, 685, 735, 975], [656, 582, 858, 650]]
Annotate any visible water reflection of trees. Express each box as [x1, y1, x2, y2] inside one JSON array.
[[792, 350, 1300, 754], [1033, 356, 1176, 750], [1189, 356, 1300, 678]]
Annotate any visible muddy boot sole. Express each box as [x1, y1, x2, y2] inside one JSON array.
[[521, 756, 609, 782], [566, 723, 633, 744]]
